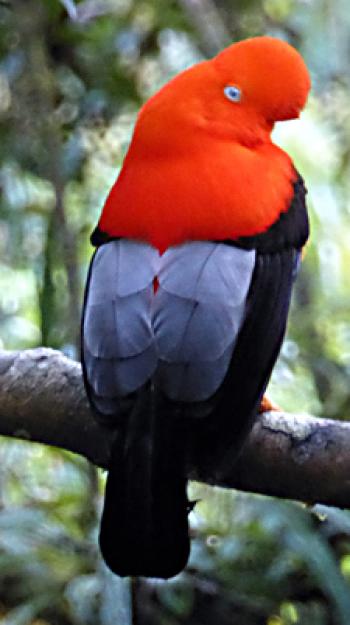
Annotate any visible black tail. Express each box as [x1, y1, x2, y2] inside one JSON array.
[[99, 386, 190, 578]]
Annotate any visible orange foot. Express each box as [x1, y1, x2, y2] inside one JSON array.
[[259, 394, 282, 413]]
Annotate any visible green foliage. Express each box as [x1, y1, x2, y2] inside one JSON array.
[[1, 0, 350, 623]]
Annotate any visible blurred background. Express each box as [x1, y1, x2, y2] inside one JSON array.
[[0, 0, 350, 623]]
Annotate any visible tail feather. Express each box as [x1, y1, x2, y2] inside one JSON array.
[[99, 386, 190, 579]]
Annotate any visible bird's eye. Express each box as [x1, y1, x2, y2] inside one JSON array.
[[224, 85, 241, 103]]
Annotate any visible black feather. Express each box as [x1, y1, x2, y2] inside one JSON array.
[[99, 386, 190, 578]]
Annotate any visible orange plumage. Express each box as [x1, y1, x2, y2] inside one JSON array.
[[98, 36, 310, 252]]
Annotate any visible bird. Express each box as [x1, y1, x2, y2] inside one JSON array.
[[81, 36, 311, 579]]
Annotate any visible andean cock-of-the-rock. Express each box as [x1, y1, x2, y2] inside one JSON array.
[[81, 36, 311, 579]]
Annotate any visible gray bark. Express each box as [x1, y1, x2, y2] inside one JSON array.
[[1, 347, 349, 508]]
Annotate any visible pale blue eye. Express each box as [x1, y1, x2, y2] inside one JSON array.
[[224, 85, 241, 103]]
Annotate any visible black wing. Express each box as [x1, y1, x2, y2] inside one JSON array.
[[190, 172, 309, 476]]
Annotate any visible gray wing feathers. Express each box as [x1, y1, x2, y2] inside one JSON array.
[[153, 292, 240, 360], [153, 243, 256, 401], [84, 343, 157, 396], [158, 242, 254, 302], [84, 292, 154, 359], [88, 238, 159, 301], [157, 344, 235, 402], [83, 239, 256, 412], [83, 240, 159, 415]]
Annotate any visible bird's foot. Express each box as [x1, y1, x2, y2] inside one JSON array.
[[259, 394, 281, 413]]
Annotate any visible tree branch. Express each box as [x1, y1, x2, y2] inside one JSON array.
[[1, 348, 350, 509]]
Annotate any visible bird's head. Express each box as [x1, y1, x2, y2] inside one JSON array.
[[214, 36, 311, 123], [134, 36, 311, 150]]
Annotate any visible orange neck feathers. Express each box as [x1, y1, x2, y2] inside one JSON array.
[[98, 37, 310, 252]]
